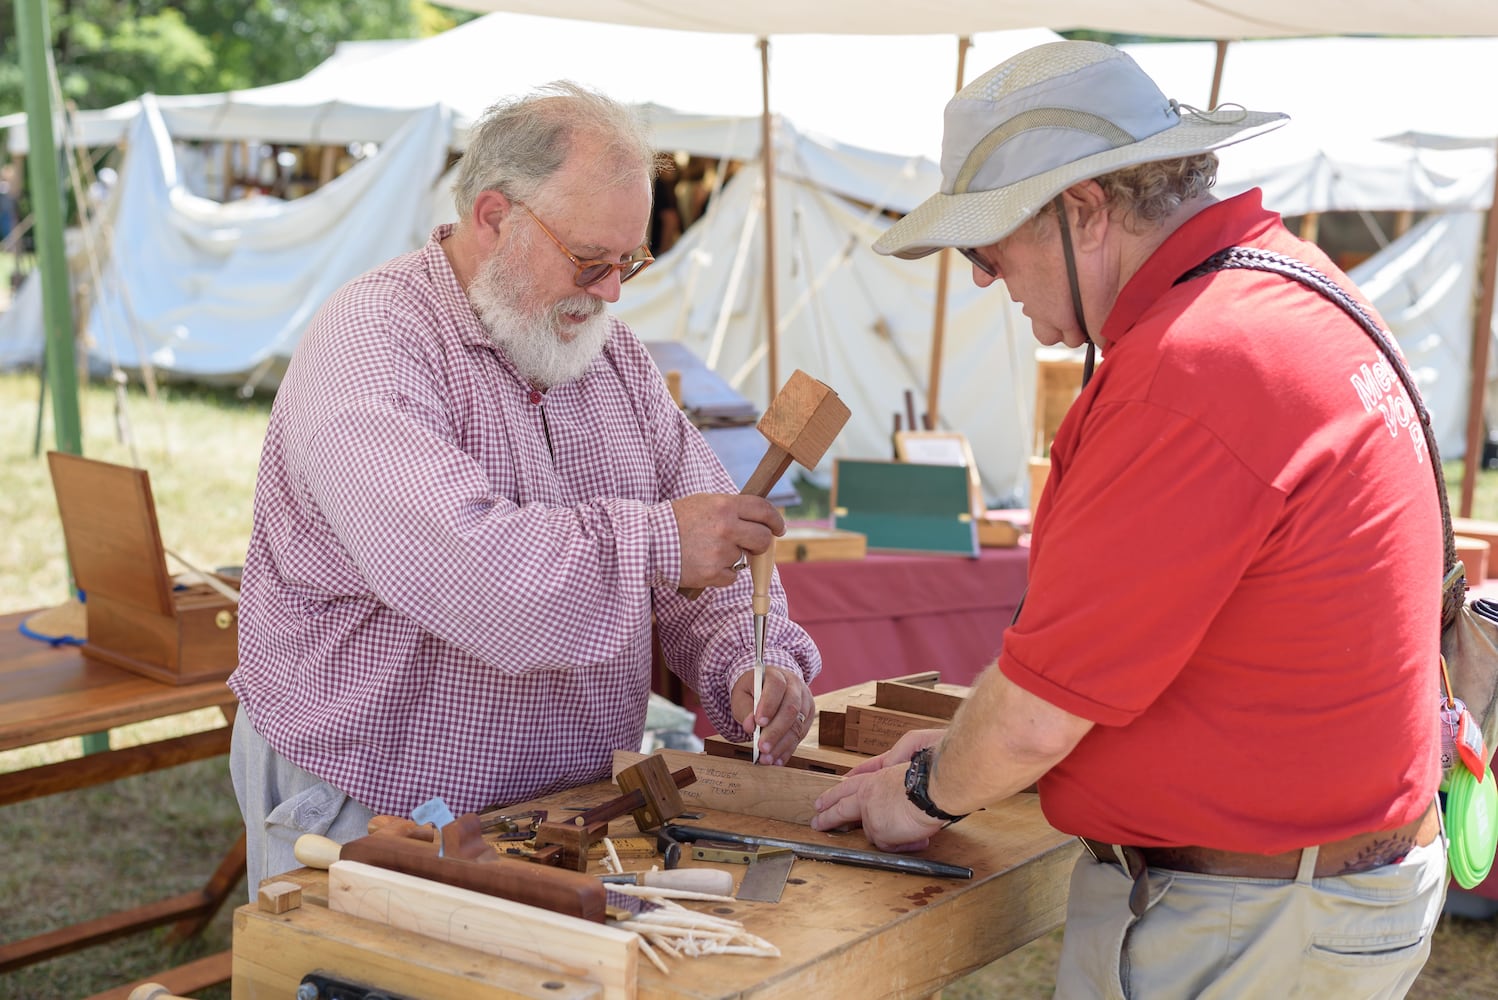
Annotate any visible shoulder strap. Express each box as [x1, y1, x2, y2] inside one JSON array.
[[1175, 246, 1465, 627]]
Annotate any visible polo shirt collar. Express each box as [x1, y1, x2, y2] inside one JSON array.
[[1099, 190, 1281, 346]]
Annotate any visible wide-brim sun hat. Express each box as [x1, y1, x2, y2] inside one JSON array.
[[875, 40, 1289, 260]]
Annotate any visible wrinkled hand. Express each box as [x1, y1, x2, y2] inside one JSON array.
[[841, 728, 946, 776], [671, 494, 784, 591], [732, 665, 816, 766], [810, 762, 946, 852]]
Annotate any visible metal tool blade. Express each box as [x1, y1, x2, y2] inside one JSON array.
[[662, 823, 974, 879], [752, 614, 766, 762], [412, 796, 456, 856], [736, 849, 795, 903]]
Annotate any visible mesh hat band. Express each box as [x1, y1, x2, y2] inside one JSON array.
[[954, 108, 1140, 194]]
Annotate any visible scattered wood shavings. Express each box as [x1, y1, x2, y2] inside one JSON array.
[[606, 884, 738, 904], [602, 837, 624, 875], [620, 895, 781, 967]]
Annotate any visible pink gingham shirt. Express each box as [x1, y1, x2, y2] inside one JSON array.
[[230, 225, 820, 816]]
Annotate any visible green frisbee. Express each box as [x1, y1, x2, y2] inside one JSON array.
[[1444, 765, 1498, 890]]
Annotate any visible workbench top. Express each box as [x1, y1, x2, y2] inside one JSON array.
[[235, 778, 1076, 999]]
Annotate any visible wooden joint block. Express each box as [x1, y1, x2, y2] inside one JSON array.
[[844, 705, 951, 755], [817, 709, 847, 748], [615, 753, 684, 831], [258, 880, 303, 914], [874, 681, 965, 720], [535, 819, 610, 871]]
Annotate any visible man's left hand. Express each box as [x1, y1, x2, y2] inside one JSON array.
[[810, 762, 946, 852], [731, 664, 816, 766]]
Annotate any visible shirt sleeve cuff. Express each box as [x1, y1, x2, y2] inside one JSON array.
[[649, 500, 683, 588]]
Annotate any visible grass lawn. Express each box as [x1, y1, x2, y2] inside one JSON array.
[[3, 368, 1498, 997]]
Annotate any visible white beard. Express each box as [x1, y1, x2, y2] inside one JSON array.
[[468, 240, 611, 389]]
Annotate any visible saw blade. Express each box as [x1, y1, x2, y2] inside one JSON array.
[[735, 849, 795, 903]]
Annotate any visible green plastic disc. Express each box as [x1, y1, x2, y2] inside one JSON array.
[[1445, 765, 1498, 890]]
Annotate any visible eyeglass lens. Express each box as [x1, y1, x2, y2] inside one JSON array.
[[578, 257, 650, 287]]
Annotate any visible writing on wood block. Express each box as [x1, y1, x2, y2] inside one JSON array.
[[874, 681, 965, 721], [844, 705, 951, 755], [613, 749, 839, 826], [257, 880, 303, 914]]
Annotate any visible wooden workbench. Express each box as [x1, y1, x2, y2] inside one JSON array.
[[232, 680, 1078, 1000], [0, 608, 243, 995]]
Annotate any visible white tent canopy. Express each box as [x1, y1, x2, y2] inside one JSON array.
[[7, 16, 1498, 495], [434, 0, 1498, 39]]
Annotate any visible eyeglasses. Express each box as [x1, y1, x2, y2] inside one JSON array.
[[515, 201, 654, 287], [956, 245, 997, 278]]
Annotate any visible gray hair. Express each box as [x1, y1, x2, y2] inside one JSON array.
[[1028, 152, 1220, 236], [1093, 152, 1219, 232], [452, 81, 657, 219]]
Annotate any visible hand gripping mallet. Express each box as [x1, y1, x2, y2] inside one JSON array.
[[681, 369, 850, 599]]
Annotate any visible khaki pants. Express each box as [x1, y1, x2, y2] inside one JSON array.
[[1055, 835, 1448, 999], [229, 712, 376, 900]]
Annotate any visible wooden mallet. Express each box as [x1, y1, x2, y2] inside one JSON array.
[[682, 369, 850, 599]]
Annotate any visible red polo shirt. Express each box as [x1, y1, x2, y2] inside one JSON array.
[[1002, 191, 1442, 852]]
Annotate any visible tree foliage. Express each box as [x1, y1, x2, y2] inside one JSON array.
[[0, 1, 475, 117]]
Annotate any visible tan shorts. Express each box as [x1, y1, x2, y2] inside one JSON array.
[[1054, 835, 1448, 999]]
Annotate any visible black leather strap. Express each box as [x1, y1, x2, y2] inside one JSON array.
[[1176, 246, 1464, 626]]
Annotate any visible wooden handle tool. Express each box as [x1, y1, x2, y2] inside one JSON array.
[[599, 867, 734, 895], [749, 539, 775, 762]]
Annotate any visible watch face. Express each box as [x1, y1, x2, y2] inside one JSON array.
[[905, 748, 928, 794]]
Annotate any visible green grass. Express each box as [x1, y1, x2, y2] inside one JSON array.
[[3, 368, 1498, 998], [1, 371, 266, 1000]]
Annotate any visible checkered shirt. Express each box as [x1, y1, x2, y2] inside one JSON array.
[[230, 225, 821, 816]]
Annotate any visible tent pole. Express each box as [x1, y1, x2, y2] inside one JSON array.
[[926, 35, 972, 432], [1460, 141, 1498, 518], [758, 37, 780, 401], [17, 0, 81, 457], [1209, 40, 1229, 109]]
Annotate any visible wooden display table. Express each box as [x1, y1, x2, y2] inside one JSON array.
[[0, 609, 243, 997], [232, 680, 1077, 999]]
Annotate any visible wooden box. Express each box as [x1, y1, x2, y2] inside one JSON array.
[[831, 459, 978, 558], [775, 526, 867, 563], [47, 452, 238, 685], [1034, 353, 1085, 457]]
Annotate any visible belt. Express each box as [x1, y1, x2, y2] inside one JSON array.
[[1080, 800, 1440, 917]]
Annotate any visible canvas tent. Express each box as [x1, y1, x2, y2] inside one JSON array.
[[0, 15, 1065, 503], [10, 12, 1498, 500]]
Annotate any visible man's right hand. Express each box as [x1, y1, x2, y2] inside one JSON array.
[[671, 493, 785, 591]]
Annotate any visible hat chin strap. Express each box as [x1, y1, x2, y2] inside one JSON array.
[[1053, 194, 1099, 385]]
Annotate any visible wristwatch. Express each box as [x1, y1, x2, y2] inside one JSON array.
[[904, 747, 967, 826]]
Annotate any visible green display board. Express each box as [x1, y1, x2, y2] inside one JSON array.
[[831, 459, 979, 557]]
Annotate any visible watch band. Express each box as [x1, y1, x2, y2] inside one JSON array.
[[905, 747, 967, 825]]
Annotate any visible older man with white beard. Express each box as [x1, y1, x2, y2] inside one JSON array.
[[228, 82, 821, 896]]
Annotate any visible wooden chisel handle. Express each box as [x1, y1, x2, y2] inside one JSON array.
[[294, 833, 343, 870], [601, 868, 734, 895], [749, 541, 775, 617]]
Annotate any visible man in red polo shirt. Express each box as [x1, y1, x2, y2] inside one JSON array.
[[813, 40, 1446, 997]]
